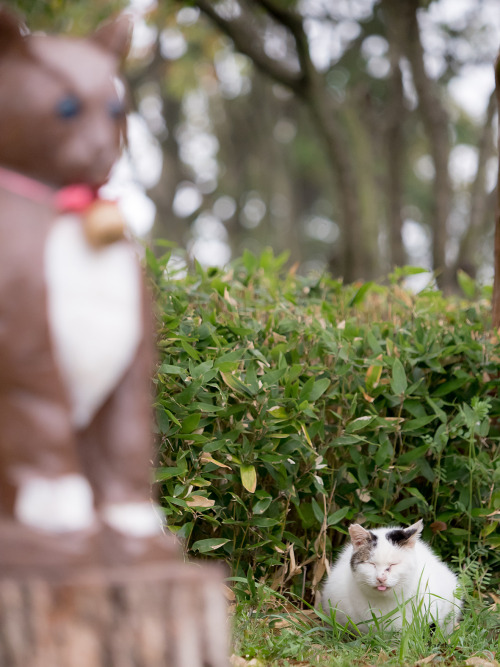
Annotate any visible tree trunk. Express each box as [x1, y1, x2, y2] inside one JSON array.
[[307, 91, 368, 281], [0, 563, 228, 667], [382, 0, 407, 268], [455, 90, 496, 278], [396, 0, 453, 290], [491, 55, 500, 328]]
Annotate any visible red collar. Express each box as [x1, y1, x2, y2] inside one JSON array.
[[0, 165, 100, 213]]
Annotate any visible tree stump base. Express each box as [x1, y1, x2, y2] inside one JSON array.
[[0, 562, 229, 667]]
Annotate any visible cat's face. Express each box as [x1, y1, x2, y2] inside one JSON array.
[[0, 9, 131, 187], [348, 520, 423, 596]]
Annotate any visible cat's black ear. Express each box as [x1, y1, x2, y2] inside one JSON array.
[[387, 519, 423, 548], [92, 14, 133, 62], [406, 519, 423, 546], [0, 7, 27, 55], [349, 524, 375, 550]]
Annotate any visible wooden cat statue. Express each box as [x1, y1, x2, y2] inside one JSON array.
[[0, 7, 177, 574], [0, 11, 229, 667]]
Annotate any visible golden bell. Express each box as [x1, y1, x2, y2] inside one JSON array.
[[83, 200, 126, 247]]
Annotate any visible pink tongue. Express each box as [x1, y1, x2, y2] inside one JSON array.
[[377, 585, 387, 591]]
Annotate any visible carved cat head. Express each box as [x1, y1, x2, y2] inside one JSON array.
[[0, 7, 132, 187]]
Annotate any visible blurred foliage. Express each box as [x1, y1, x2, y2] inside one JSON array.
[[10, 1, 499, 285], [4, 0, 125, 33], [150, 248, 500, 601]]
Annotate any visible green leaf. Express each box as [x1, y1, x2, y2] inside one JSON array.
[[311, 498, 324, 524], [240, 464, 257, 493], [145, 247, 160, 274], [346, 416, 376, 433], [267, 406, 289, 419], [432, 376, 469, 397], [221, 372, 254, 396], [457, 269, 476, 299], [366, 331, 383, 355], [298, 377, 315, 402], [393, 497, 419, 512], [365, 364, 382, 392], [155, 466, 185, 481], [391, 358, 407, 396], [181, 340, 201, 360], [402, 415, 437, 432], [191, 359, 214, 379], [397, 443, 430, 465], [156, 408, 171, 434], [192, 538, 230, 553], [406, 487, 429, 506], [327, 507, 350, 526], [332, 435, 367, 446], [374, 438, 393, 466], [253, 497, 272, 514], [426, 397, 447, 423], [214, 349, 245, 367], [158, 363, 184, 375], [309, 378, 331, 401], [251, 516, 280, 527], [180, 412, 201, 433], [261, 368, 287, 386], [349, 281, 374, 307]]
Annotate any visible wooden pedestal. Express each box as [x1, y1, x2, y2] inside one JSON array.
[[0, 562, 229, 667]]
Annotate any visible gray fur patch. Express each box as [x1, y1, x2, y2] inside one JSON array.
[[350, 532, 377, 569]]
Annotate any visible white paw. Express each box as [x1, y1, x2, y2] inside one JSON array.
[[102, 501, 164, 538], [15, 474, 95, 532]]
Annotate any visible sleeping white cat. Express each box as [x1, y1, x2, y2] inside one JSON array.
[[321, 519, 461, 634]]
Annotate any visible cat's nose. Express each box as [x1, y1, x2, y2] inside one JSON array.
[[377, 573, 387, 583]]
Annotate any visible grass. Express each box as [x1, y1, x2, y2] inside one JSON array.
[[229, 582, 500, 666]]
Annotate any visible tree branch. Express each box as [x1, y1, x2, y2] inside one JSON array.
[[188, 0, 368, 279], [253, 0, 316, 91], [193, 0, 304, 94]]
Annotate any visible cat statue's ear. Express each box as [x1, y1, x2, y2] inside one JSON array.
[[92, 14, 133, 62], [0, 6, 27, 55], [349, 524, 373, 550]]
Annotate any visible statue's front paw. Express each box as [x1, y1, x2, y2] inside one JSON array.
[[101, 501, 164, 538], [15, 474, 95, 532]]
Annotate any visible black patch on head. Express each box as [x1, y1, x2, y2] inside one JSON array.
[[387, 528, 416, 546], [350, 532, 377, 570], [429, 622, 437, 635]]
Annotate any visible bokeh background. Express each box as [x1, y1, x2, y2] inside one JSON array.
[[11, 0, 500, 292]]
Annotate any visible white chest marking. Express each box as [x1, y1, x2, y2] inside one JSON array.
[[44, 215, 142, 429]]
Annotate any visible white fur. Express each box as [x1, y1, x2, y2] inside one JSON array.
[[321, 523, 462, 634], [15, 474, 95, 532], [102, 501, 164, 537], [44, 215, 142, 429]]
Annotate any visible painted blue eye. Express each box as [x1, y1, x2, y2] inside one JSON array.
[[56, 96, 82, 119], [109, 99, 125, 119]]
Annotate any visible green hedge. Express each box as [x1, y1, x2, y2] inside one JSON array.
[[149, 249, 500, 598]]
